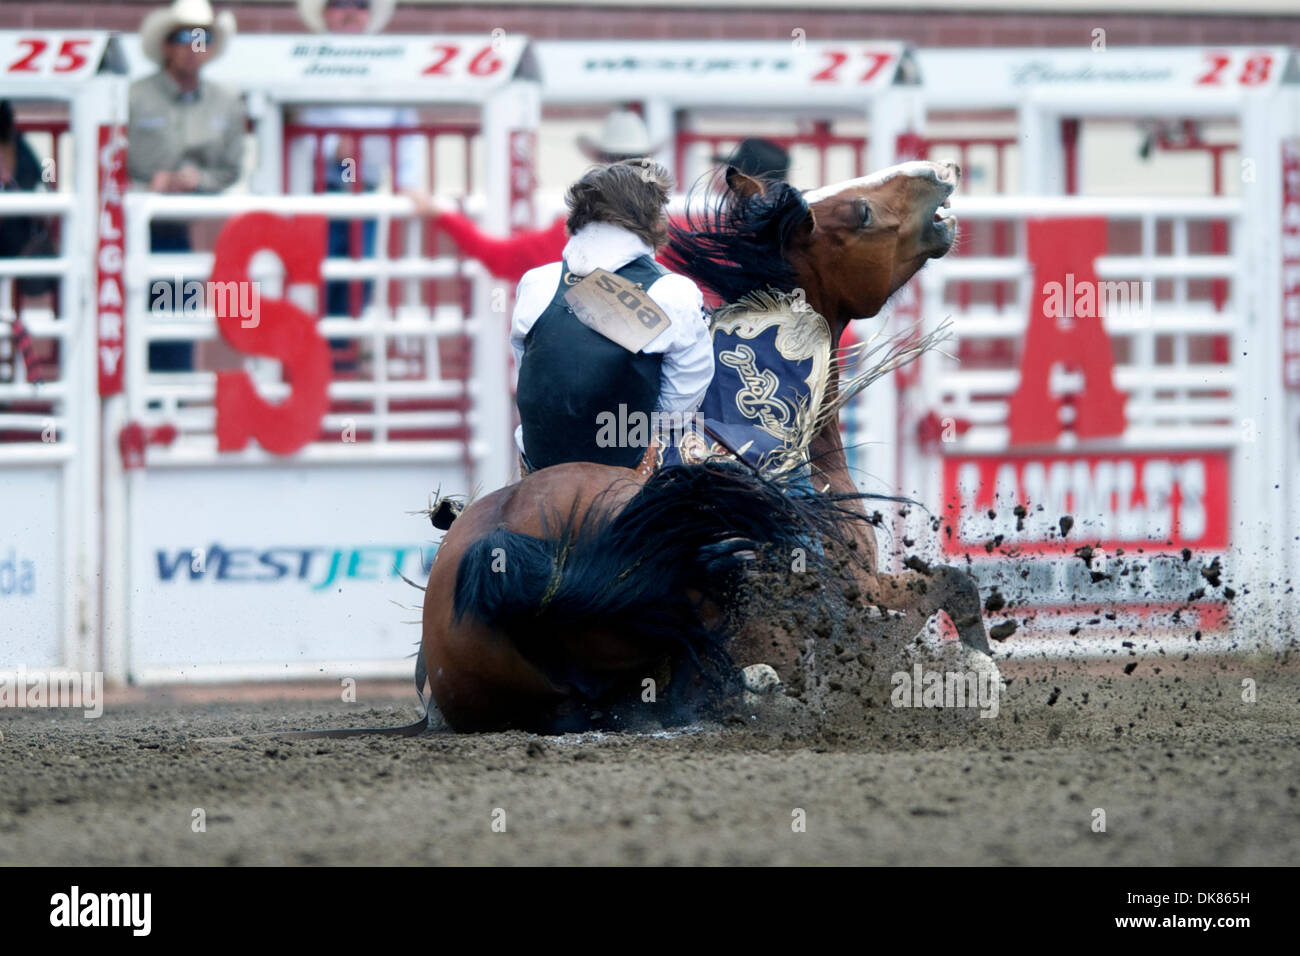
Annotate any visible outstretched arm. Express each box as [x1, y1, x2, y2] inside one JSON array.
[[407, 192, 567, 283]]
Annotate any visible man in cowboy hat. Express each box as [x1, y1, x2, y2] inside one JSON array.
[[576, 109, 666, 165], [129, 0, 245, 371], [404, 109, 665, 283], [290, 0, 418, 200], [128, 0, 244, 196], [290, 0, 424, 342], [298, 0, 397, 34]]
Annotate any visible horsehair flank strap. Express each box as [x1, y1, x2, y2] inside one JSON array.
[[195, 652, 432, 744], [562, 265, 672, 353]]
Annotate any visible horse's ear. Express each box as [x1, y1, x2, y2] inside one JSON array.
[[725, 166, 764, 199]]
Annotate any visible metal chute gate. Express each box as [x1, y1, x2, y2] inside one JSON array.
[[102, 32, 540, 682], [0, 31, 124, 679], [853, 47, 1300, 654]]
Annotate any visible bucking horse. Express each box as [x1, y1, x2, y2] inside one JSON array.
[[420, 159, 990, 733]]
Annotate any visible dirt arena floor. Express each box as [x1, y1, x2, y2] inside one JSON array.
[[3, 647, 1297, 866]]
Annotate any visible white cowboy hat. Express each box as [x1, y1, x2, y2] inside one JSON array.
[[297, 0, 397, 34], [577, 110, 665, 162], [139, 0, 236, 67]]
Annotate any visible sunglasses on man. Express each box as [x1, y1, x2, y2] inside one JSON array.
[[167, 27, 208, 45], [326, 0, 370, 9]]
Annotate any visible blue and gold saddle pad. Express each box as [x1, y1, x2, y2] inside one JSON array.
[[658, 291, 832, 475]]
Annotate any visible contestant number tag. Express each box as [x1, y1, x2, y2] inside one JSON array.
[[564, 268, 671, 353]]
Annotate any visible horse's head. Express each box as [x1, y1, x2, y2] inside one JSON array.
[[666, 159, 959, 330], [662, 161, 963, 514], [791, 161, 958, 320]]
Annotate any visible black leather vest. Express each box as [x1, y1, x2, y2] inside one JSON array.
[[517, 255, 667, 470]]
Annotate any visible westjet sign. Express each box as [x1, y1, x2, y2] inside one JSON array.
[[155, 543, 438, 591]]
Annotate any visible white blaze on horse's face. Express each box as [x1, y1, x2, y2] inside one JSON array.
[[802, 160, 957, 205], [795, 160, 960, 318]]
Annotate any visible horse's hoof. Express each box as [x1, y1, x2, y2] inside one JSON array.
[[739, 663, 802, 723], [957, 646, 1004, 689], [741, 663, 782, 695]]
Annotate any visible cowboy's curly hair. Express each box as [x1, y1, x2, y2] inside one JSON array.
[[565, 159, 675, 249]]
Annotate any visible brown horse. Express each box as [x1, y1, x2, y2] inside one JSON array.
[[666, 160, 987, 668], [422, 159, 989, 733]]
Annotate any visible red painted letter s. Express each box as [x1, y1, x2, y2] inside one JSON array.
[[210, 213, 330, 455]]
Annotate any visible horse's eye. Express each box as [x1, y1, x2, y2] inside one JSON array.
[[855, 199, 872, 227]]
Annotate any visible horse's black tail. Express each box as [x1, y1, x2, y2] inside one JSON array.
[[452, 460, 865, 703]]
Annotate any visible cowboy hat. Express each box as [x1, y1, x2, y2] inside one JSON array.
[[297, 0, 397, 34], [139, 0, 236, 67], [577, 110, 665, 163], [712, 138, 791, 181]]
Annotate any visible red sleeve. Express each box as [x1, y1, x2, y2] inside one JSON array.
[[434, 212, 567, 283]]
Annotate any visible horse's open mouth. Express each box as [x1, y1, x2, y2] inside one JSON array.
[[933, 197, 954, 226], [925, 196, 958, 256], [928, 166, 959, 242]]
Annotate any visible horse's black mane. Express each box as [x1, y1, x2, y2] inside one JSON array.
[[663, 179, 811, 305]]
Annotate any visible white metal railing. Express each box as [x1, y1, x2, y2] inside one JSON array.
[[0, 189, 97, 676], [105, 190, 515, 684], [0, 192, 79, 452], [836, 196, 1260, 630], [121, 192, 499, 468], [918, 196, 1243, 453]]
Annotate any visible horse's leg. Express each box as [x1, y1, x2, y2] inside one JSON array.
[[809, 420, 991, 654], [859, 566, 991, 654], [808, 406, 881, 562]]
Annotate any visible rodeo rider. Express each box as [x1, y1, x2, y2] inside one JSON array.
[[510, 160, 714, 476]]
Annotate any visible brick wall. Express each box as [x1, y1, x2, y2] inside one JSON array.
[[1, 2, 1298, 47]]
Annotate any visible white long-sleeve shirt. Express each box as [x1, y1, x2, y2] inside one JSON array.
[[510, 221, 715, 457]]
